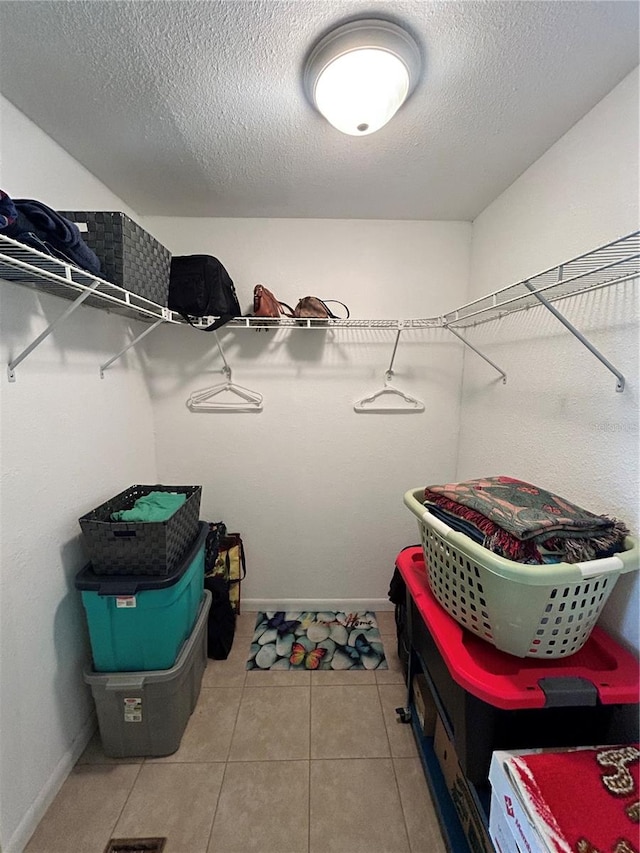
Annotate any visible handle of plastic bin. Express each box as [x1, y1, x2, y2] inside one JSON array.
[[105, 676, 144, 691], [575, 555, 625, 578]]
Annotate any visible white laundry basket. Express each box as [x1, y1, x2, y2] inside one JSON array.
[[403, 488, 639, 658]]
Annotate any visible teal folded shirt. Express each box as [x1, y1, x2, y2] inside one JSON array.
[[111, 491, 186, 522]]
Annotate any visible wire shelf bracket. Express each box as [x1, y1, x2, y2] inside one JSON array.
[[99, 319, 167, 378], [522, 279, 626, 392], [444, 324, 507, 384], [7, 279, 102, 382]]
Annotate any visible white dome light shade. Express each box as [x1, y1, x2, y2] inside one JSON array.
[[304, 19, 421, 137], [314, 49, 410, 136]]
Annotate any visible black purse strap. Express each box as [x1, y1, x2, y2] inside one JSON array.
[[319, 300, 350, 319]]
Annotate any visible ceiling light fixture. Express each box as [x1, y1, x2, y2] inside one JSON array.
[[304, 19, 421, 137]]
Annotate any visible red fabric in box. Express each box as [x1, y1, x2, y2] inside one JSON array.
[[396, 546, 639, 710], [508, 745, 640, 853]]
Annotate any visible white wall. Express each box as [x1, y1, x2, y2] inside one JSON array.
[[140, 216, 471, 610], [0, 97, 158, 853], [0, 99, 472, 850], [456, 68, 640, 652], [2, 63, 638, 853]]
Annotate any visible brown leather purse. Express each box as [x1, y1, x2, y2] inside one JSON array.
[[293, 297, 350, 319], [253, 284, 294, 318]]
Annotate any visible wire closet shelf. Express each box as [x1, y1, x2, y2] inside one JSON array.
[[0, 234, 172, 324], [442, 231, 639, 329], [1, 230, 637, 331]]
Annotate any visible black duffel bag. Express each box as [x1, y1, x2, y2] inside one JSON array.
[[168, 255, 242, 331]]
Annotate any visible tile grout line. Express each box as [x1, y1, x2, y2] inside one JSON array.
[[223, 663, 246, 763], [203, 760, 229, 853], [391, 753, 417, 853], [106, 761, 145, 847], [308, 665, 313, 853], [377, 638, 414, 853], [205, 655, 248, 852]]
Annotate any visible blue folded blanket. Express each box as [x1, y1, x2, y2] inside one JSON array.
[[0, 190, 101, 275], [424, 502, 485, 544]]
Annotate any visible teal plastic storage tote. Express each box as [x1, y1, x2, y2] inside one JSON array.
[[76, 522, 207, 671]]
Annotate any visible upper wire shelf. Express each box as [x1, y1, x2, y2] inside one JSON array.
[[0, 235, 440, 330], [2, 230, 637, 333], [0, 234, 173, 324], [189, 316, 441, 330], [442, 231, 639, 329]]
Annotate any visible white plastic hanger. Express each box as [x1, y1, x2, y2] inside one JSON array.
[[187, 334, 263, 412], [354, 330, 425, 413]]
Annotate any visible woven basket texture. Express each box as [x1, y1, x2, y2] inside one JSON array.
[[79, 485, 201, 576], [59, 211, 171, 305]]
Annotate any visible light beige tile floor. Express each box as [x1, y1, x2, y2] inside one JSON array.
[[25, 611, 447, 853]]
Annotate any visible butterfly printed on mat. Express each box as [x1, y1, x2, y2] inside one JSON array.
[[266, 611, 301, 636], [343, 632, 378, 662], [290, 643, 327, 670]]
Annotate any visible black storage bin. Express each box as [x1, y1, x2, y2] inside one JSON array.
[[57, 210, 171, 305], [409, 599, 639, 787], [79, 484, 202, 576]]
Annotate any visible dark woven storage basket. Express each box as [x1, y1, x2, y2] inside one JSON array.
[[57, 211, 171, 306], [79, 485, 202, 576]]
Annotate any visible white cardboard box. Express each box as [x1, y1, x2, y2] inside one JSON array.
[[488, 751, 548, 853], [489, 792, 521, 853]]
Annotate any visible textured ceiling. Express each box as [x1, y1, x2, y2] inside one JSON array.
[[0, 1, 638, 221]]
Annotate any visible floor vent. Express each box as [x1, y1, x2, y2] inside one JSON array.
[[104, 840, 166, 853]]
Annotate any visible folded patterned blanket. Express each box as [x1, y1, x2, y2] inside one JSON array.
[[424, 476, 628, 563]]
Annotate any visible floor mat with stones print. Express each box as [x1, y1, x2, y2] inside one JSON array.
[[246, 611, 388, 671]]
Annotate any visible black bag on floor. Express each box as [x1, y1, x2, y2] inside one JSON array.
[[168, 255, 241, 331], [203, 575, 236, 660], [388, 549, 418, 679]]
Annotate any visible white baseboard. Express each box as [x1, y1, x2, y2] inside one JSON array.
[[6, 713, 96, 853], [241, 598, 394, 612]]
